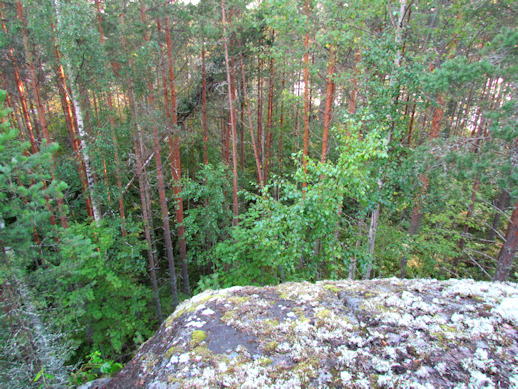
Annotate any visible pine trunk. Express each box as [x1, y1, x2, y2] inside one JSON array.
[[165, 16, 190, 296], [302, 0, 310, 192], [140, 4, 179, 306], [321, 46, 336, 163], [221, 0, 239, 226]]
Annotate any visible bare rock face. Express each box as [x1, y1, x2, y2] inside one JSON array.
[[103, 279, 518, 388]]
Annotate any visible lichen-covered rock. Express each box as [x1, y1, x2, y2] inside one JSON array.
[[103, 279, 518, 388]]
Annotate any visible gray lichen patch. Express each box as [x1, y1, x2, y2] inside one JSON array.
[[103, 278, 518, 389]]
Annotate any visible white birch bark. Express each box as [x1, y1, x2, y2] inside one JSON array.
[[52, 0, 102, 222]]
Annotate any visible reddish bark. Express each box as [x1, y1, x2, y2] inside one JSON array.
[[240, 98, 244, 174], [257, 56, 263, 174], [430, 93, 445, 139], [302, 0, 310, 192], [278, 73, 285, 180], [221, 0, 239, 226], [141, 3, 179, 306], [164, 15, 190, 296], [321, 46, 336, 163], [406, 103, 416, 145]]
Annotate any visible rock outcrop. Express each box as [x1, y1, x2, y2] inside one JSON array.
[[103, 278, 518, 388]]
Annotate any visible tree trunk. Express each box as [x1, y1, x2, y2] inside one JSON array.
[[364, 188, 382, 280], [302, 0, 310, 192], [240, 55, 263, 188], [140, 3, 179, 306], [488, 189, 510, 241], [321, 46, 336, 163], [95, 0, 126, 236], [165, 16, 190, 296], [493, 200, 518, 282], [349, 218, 364, 280], [454, 178, 480, 267], [264, 57, 274, 183], [278, 72, 285, 191], [7, 5, 68, 230], [256, 56, 264, 186], [50, 22, 94, 220], [221, 0, 239, 226], [52, 0, 101, 222], [133, 117, 163, 323], [202, 41, 208, 166]]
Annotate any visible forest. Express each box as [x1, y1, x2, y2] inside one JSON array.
[[0, 0, 517, 386]]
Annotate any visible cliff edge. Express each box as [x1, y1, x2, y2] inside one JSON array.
[[102, 278, 518, 388]]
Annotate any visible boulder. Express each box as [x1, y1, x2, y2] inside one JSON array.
[[103, 278, 518, 388]]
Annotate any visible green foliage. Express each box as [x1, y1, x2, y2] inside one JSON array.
[[32, 218, 155, 362], [181, 164, 233, 270], [69, 351, 122, 387], [0, 90, 70, 388], [212, 112, 391, 286], [33, 367, 55, 389]]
